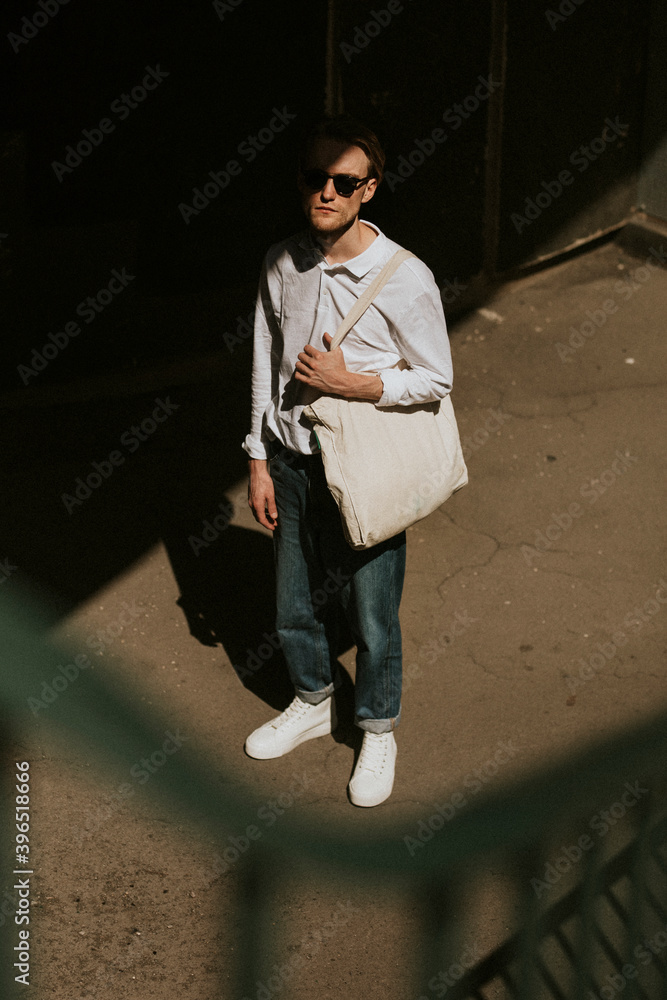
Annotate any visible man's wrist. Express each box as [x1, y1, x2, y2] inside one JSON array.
[[338, 371, 383, 401]]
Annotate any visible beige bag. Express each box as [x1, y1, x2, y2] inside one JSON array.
[[304, 249, 468, 550]]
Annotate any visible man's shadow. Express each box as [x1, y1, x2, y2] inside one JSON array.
[[162, 517, 358, 748]]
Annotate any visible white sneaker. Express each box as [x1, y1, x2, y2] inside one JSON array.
[[348, 731, 397, 807], [244, 695, 337, 760]]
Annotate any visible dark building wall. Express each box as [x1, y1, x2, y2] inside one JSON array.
[[333, 0, 651, 279], [496, 0, 649, 271], [0, 1, 327, 388], [638, 0, 667, 220], [0, 0, 659, 393], [334, 0, 493, 289]]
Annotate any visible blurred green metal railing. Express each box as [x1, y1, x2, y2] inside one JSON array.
[[1, 585, 666, 998]]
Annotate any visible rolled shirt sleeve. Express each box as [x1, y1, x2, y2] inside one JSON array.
[[242, 253, 282, 459], [375, 266, 453, 408]]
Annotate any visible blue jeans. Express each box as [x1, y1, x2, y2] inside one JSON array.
[[269, 443, 406, 733]]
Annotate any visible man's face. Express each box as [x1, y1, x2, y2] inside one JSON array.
[[298, 138, 377, 237]]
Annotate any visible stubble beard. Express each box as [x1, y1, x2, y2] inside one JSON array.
[[308, 208, 357, 244]]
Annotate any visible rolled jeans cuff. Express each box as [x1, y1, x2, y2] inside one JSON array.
[[295, 681, 336, 706], [355, 707, 401, 734]]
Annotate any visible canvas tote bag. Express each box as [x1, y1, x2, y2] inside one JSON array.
[[303, 248, 468, 550]]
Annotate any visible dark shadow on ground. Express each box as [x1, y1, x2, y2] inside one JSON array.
[[0, 380, 362, 723], [164, 518, 360, 736]]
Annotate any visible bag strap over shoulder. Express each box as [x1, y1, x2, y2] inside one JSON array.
[[329, 248, 416, 352]]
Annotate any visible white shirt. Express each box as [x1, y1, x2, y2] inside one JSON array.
[[242, 221, 453, 458]]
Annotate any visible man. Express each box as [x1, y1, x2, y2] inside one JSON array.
[[242, 115, 453, 807]]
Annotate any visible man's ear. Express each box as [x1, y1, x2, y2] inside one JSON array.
[[361, 177, 378, 203]]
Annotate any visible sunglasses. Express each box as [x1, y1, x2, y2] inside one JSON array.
[[302, 169, 372, 197]]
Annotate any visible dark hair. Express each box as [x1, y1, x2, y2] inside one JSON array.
[[299, 115, 385, 184]]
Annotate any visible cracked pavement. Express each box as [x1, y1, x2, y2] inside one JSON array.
[[5, 222, 666, 998]]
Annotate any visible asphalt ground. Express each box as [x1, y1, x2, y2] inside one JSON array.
[[2, 220, 666, 998]]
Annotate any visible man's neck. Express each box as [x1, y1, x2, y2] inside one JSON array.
[[313, 219, 377, 265]]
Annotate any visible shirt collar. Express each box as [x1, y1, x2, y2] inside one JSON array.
[[297, 221, 387, 278]]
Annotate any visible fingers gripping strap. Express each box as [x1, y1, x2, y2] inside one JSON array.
[[329, 248, 416, 352]]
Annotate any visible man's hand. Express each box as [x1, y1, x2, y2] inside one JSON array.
[[248, 458, 278, 531], [295, 332, 383, 400], [295, 332, 347, 393]]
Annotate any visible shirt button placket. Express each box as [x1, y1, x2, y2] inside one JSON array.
[[318, 269, 329, 312]]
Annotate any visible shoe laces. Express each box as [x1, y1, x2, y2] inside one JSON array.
[[272, 697, 311, 730], [357, 733, 391, 774]]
